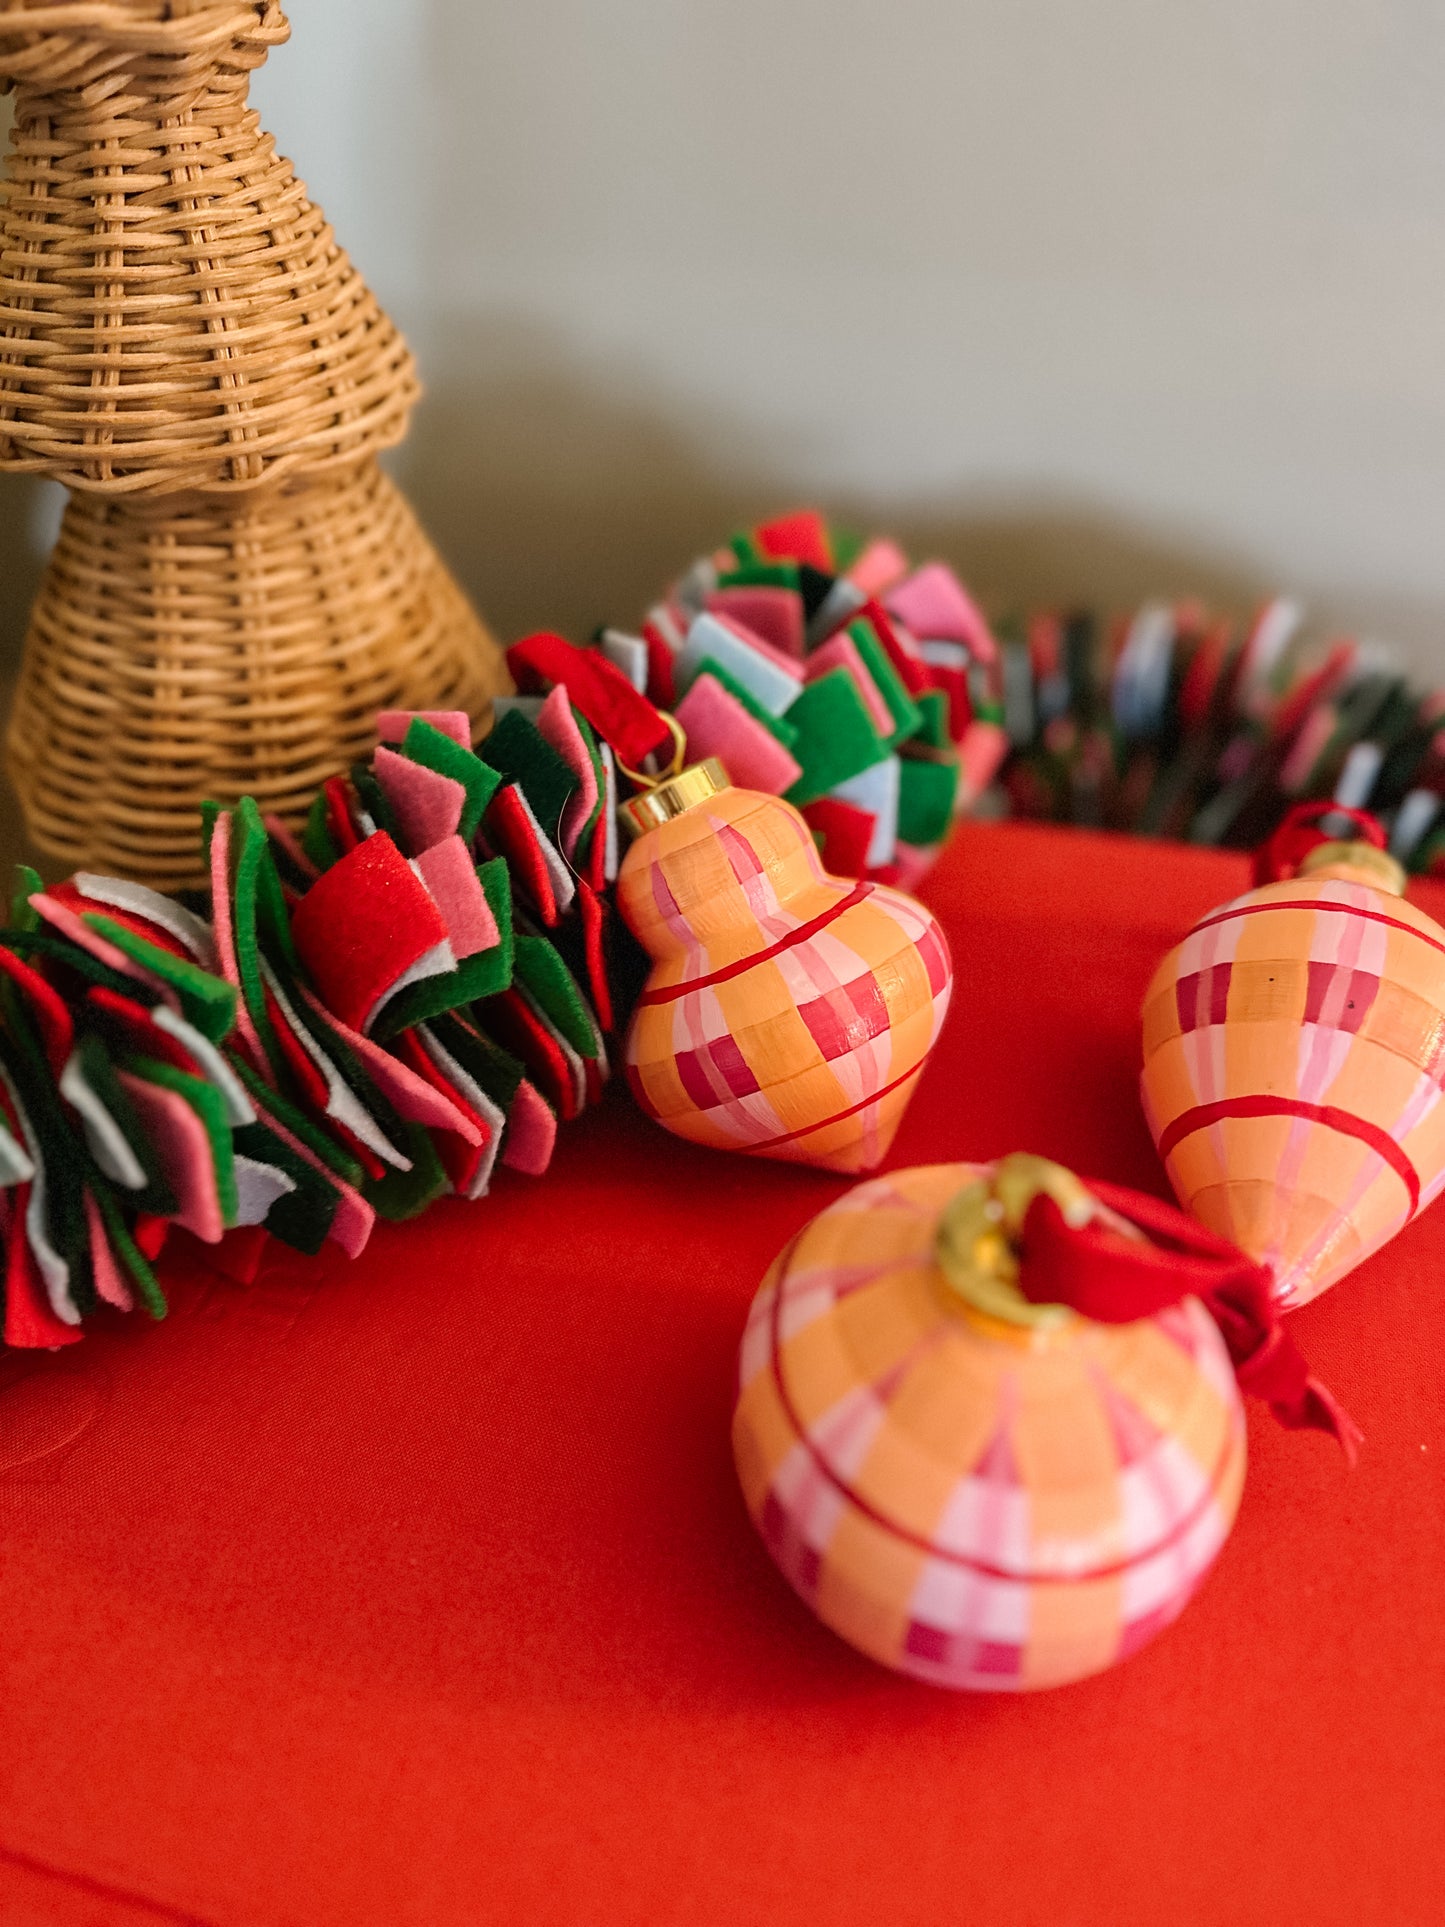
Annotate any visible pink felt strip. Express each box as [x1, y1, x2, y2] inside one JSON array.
[[674, 676, 802, 795], [501, 1079, 557, 1176], [263, 814, 320, 881], [208, 812, 270, 1075], [414, 838, 499, 960], [374, 746, 466, 856], [376, 710, 472, 749], [803, 634, 895, 737], [294, 985, 482, 1145], [116, 1072, 224, 1245], [707, 611, 806, 683], [887, 562, 998, 663], [959, 720, 1009, 803], [83, 1188, 133, 1311], [248, 1090, 375, 1258], [846, 537, 910, 598], [704, 587, 805, 658], [535, 684, 599, 858]]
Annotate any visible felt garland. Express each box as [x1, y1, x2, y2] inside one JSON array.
[[0, 704, 621, 1350]]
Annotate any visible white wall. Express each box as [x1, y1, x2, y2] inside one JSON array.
[[14, 1, 1445, 664]]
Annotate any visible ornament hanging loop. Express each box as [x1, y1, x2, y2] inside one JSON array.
[[615, 712, 689, 792]]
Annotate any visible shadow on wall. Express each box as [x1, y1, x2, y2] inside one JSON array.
[[404, 314, 1276, 649]]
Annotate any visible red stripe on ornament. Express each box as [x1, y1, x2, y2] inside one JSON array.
[[1156, 1095, 1419, 1215], [1192, 896, 1445, 960], [635, 882, 874, 1006]]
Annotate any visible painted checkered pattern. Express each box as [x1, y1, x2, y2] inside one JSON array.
[[619, 786, 951, 1174], [1141, 865, 1445, 1308], [732, 1164, 1245, 1692]]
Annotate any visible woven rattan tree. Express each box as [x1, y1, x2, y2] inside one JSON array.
[[0, 0, 508, 885]]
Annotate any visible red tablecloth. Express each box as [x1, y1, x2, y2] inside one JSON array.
[[0, 821, 1440, 1926]]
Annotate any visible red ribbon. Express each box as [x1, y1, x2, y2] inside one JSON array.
[[1251, 800, 1387, 887], [1017, 1179, 1361, 1461]]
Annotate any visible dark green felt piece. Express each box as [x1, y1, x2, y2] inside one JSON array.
[[231, 1119, 340, 1255], [75, 1032, 177, 1218], [847, 619, 924, 746], [229, 1054, 364, 1189], [85, 916, 236, 1045], [783, 670, 890, 808], [302, 791, 340, 873], [93, 1185, 167, 1319], [897, 754, 961, 847], [226, 803, 287, 1080], [716, 561, 801, 595], [285, 986, 409, 1150], [512, 936, 599, 1059], [123, 1055, 238, 1230], [914, 689, 952, 751], [694, 657, 801, 749], [0, 1015, 95, 1317], [350, 762, 399, 841], [431, 1013, 526, 1111], [727, 531, 763, 568], [364, 1121, 447, 1222], [11, 865, 42, 933], [371, 946, 509, 1042], [236, 797, 299, 977], [483, 709, 577, 847], [400, 719, 501, 843]]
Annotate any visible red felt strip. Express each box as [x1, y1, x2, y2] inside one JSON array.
[[291, 834, 448, 1033], [391, 1031, 489, 1194], [753, 510, 833, 572], [1155, 1095, 1420, 1217], [483, 992, 579, 1121], [802, 800, 875, 881], [484, 786, 557, 926], [3, 1188, 81, 1348], [507, 633, 672, 768], [574, 880, 614, 1035], [323, 777, 362, 856]]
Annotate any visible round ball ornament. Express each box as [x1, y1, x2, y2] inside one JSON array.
[[617, 759, 952, 1173], [1141, 805, 1445, 1309], [732, 1158, 1250, 1690]]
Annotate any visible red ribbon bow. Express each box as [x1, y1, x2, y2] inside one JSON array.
[[1251, 800, 1387, 887], [1017, 1179, 1361, 1462]]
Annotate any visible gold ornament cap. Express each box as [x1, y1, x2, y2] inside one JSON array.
[[619, 758, 729, 839], [933, 1153, 1097, 1332], [1298, 839, 1407, 896]]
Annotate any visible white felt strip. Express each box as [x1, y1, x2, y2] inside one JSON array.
[[830, 755, 901, 869], [58, 1051, 145, 1190], [508, 785, 576, 916], [261, 960, 413, 1170], [151, 1007, 256, 1127], [0, 1065, 78, 1322], [365, 938, 458, 1036], [806, 577, 866, 648], [415, 1025, 506, 1201], [74, 873, 216, 967], [600, 744, 620, 884], [232, 1154, 298, 1227], [0, 1115, 33, 1188], [600, 629, 650, 693]]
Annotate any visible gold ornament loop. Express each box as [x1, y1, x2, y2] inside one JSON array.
[[615, 711, 689, 792], [934, 1153, 1096, 1330]]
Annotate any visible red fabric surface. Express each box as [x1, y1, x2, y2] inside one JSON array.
[[0, 822, 1441, 1925]]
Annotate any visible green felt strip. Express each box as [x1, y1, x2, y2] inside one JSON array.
[[512, 936, 599, 1059], [92, 1185, 167, 1319], [430, 1013, 526, 1111], [122, 1055, 238, 1230], [364, 1121, 448, 1222], [350, 762, 398, 841], [897, 754, 961, 847], [783, 670, 890, 808], [693, 657, 801, 749], [11, 865, 42, 934], [231, 1119, 340, 1255], [302, 791, 340, 873], [400, 719, 501, 844], [229, 1054, 364, 1189], [226, 803, 287, 1079], [0, 927, 157, 999], [85, 916, 236, 1045], [847, 619, 924, 747], [831, 526, 864, 571], [75, 1033, 177, 1217], [914, 689, 952, 751], [728, 532, 763, 568], [236, 797, 299, 976], [716, 561, 801, 595], [483, 709, 577, 847], [370, 945, 511, 1042]]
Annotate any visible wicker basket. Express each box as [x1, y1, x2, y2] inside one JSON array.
[[0, 0, 508, 884]]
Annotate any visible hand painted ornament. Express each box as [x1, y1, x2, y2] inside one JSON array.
[[616, 749, 952, 1173], [733, 1156, 1354, 1691], [1141, 803, 1445, 1308]]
